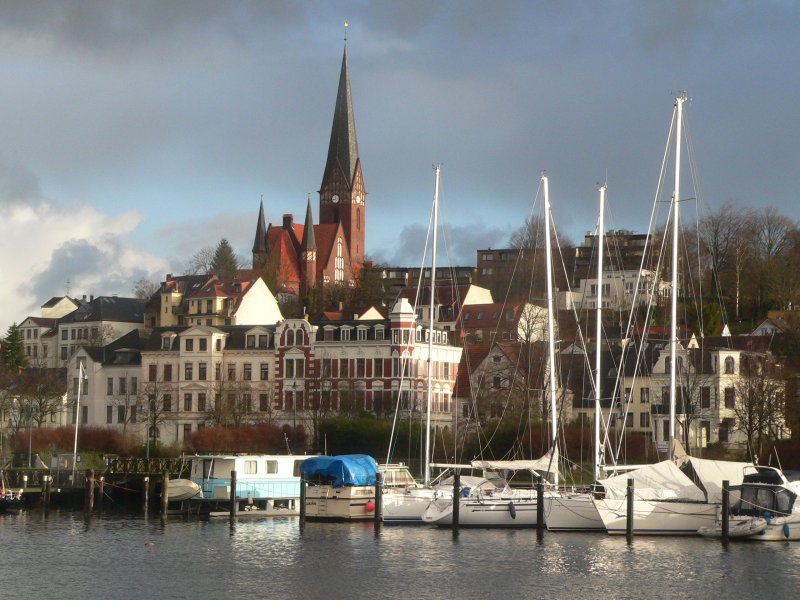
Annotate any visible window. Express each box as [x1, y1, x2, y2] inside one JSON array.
[[375, 328, 384, 341], [227, 363, 236, 380], [725, 356, 735, 374], [701, 386, 711, 409], [357, 358, 366, 378], [724, 387, 735, 409], [374, 359, 383, 378], [259, 393, 270, 412], [163, 394, 172, 412], [258, 335, 268, 348], [357, 328, 367, 341], [286, 330, 295, 346], [625, 413, 633, 427], [164, 364, 172, 382], [131, 377, 138, 395], [119, 377, 127, 395], [493, 376, 502, 389], [117, 405, 126, 423], [285, 358, 305, 379], [260, 363, 269, 380], [184, 393, 192, 412], [162, 337, 171, 350], [185, 362, 193, 381], [244, 460, 257, 475], [215, 363, 221, 381], [185, 338, 194, 351], [243, 394, 252, 413], [340, 359, 349, 378], [199, 338, 207, 351], [246, 335, 256, 348], [341, 329, 351, 341], [107, 378, 114, 395], [324, 328, 334, 341], [199, 362, 207, 381], [639, 412, 650, 428], [61, 329, 68, 340], [149, 364, 157, 382], [106, 406, 113, 424], [243, 363, 252, 381], [61, 346, 68, 360], [266, 460, 278, 474], [215, 339, 222, 351], [640, 388, 650, 403], [183, 424, 192, 440], [198, 393, 206, 412]]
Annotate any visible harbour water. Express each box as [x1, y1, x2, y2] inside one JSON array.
[[4, 510, 800, 599]]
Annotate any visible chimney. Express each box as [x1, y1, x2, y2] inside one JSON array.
[[282, 214, 293, 229], [166, 273, 172, 280]]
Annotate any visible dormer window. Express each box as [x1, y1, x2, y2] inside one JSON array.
[[162, 338, 171, 350]]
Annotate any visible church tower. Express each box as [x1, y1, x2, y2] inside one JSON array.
[[318, 45, 366, 267]]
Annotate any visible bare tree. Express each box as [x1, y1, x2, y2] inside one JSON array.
[[133, 278, 159, 300], [186, 246, 215, 275], [733, 354, 785, 460], [139, 378, 174, 448]]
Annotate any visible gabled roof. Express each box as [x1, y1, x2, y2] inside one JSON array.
[[143, 325, 278, 352], [22, 317, 59, 328], [41, 296, 77, 309]]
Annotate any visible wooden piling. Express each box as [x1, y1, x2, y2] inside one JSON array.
[[452, 470, 460, 535], [374, 472, 383, 529], [229, 470, 237, 523], [98, 476, 105, 511], [537, 479, 545, 533], [299, 474, 306, 527], [160, 470, 169, 517], [85, 469, 95, 513], [721, 479, 730, 545], [626, 478, 634, 543], [43, 475, 51, 517], [142, 476, 150, 515]]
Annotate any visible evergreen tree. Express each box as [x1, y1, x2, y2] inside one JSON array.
[[2, 323, 27, 370], [210, 238, 240, 279]]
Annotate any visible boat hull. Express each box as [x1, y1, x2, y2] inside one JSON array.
[[544, 493, 605, 532], [167, 479, 202, 501], [381, 488, 436, 525], [304, 485, 377, 521], [422, 491, 540, 528], [594, 498, 718, 535], [751, 514, 800, 541], [698, 517, 767, 539]]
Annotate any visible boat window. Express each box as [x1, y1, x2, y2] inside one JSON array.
[[266, 460, 278, 474], [244, 460, 257, 475], [756, 488, 774, 512], [293, 460, 304, 477], [776, 490, 793, 515]]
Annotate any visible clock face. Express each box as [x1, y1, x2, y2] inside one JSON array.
[[332, 194, 339, 204], [356, 195, 362, 204]]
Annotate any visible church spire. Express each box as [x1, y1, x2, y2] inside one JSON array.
[[301, 195, 316, 251], [252, 196, 267, 266], [321, 46, 360, 188]]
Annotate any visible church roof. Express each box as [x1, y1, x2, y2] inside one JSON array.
[[252, 199, 268, 255], [302, 197, 317, 251], [321, 47, 360, 188]]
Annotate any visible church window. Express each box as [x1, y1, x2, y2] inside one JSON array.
[[335, 238, 344, 282]]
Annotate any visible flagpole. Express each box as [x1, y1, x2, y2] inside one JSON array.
[[72, 362, 83, 483]]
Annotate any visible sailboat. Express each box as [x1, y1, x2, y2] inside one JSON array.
[[591, 94, 754, 535], [542, 183, 608, 532], [381, 165, 451, 524], [421, 173, 561, 528]]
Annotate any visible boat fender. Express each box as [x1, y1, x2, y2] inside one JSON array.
[[365, 501, 375, 513], [460, 487, 471, 498], [783, 523, 790, 539], [508, 501, 516, 519], [764, 512, 772, 524]]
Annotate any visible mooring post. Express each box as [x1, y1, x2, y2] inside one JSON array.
[[98, 476, 105, 511], [374, 471, 383, 530], [85, 469, 95, 513], [43, 475, 51, 517], [537, 477, 545, 533], [721, 479, 730, 545], [142, 476, 150, 515], [299, 473, 306, 528], [452, 470, 460, 536], [160, 470, 169, 517], [22, 474, 28, 490], [626, 478, 634, 543], [229, 470, 237, 523]]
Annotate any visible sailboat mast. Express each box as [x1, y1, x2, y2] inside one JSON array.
[[669, 94, 686, 458], [424, 165, 441, 487], [594, 183, 606, 481], [542, 174, 559, 485]]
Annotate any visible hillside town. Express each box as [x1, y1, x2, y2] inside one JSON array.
[[2, 44, 800, 470]]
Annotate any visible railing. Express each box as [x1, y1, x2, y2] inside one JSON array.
[[105, 456, 191, 477]]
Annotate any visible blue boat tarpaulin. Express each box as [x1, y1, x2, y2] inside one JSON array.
[[300, 454, 379, 488]]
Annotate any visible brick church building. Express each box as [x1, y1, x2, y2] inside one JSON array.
[[252, 45, 366, 296]]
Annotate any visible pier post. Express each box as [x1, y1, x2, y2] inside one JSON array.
[[22, 474, 28, 490], [43, 475, 51, 517], [160, 470, 169, 518], [229, 470, 237, 524], [299, 474, 306, 528], [537, 478, 545, 533], [142, 476, 150, 515], [721, 479, 730, 545], [85, 469, 95, 513], [452, 470, 460, 536], [98, 476, 105, 512], [374, 472, 383, 530], [626, 478, 634, 543]]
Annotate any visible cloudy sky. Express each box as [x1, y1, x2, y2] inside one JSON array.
[[1, 1, 798, 332]]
